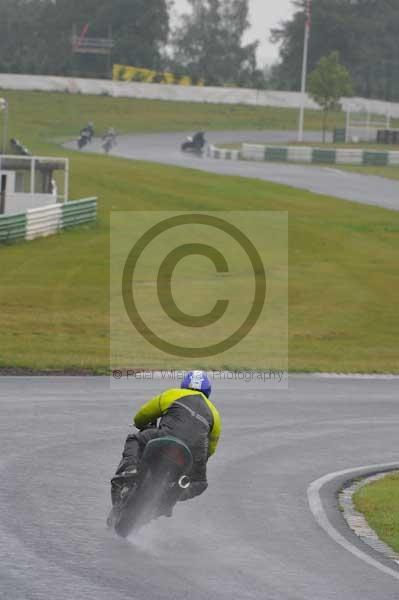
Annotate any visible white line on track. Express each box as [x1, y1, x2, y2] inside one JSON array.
[[307, 463, 399, 581]]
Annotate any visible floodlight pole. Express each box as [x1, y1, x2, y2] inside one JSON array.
[[298, 1, 312, 142]]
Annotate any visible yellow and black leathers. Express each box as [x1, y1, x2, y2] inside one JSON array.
[[134, 388, 221, 457], [111, 388, 221, 506]]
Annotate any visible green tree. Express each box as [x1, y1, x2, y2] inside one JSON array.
[[271, 0, 399, 101], [308, 51, 353, 142], [0, 0, 170, 77], [171, 0, 258, 87]]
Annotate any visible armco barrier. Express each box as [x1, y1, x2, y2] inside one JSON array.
[[336, 149, 363, 165], [26, 204, 62, 241], [0, 213, 27, 243], [62, 198, 97, 228], [1, 74, 399, 117], [388, 153, 399, 166], [235, 144, 399, 166], [265, 147, 288, 162], [287, 147, 313, 163], [363, 151, 388, 166], [0, 197, 97, 245], [312, 149, 337, 164], [207, 146, 241, 160]]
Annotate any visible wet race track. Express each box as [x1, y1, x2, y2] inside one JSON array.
[[78, 130, 399, 211], [1, 376, 399, 600], [4, 131, 397, 598]]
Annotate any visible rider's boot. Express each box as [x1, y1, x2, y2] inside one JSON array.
[[107, 465, 139, 527]]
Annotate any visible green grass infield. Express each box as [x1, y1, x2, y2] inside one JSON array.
[[353, 473, 399, 554], [0, 90, 398, 373]]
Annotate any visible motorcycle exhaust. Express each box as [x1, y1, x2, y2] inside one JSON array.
[[178, 475, 191, 489]]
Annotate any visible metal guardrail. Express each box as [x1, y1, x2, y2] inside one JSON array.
[[2, 75, 399, 118], [0, 213, 27, 243], [25, 204, 62, 241], [209, 143, 399, 166], [62, 198, 97, 228], [0, 197, 97, 245]]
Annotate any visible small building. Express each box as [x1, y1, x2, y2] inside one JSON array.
[[0, 155, 69, 215]]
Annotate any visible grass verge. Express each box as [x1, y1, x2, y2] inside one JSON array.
[[0, 90, 398, 372], [339, 165, 399, 181], [0, 90, 338, 149], [353, 473, 399, 554]]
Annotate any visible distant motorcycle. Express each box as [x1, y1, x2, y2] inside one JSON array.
[[181, 131, 206, 155], [108, 435, 193, 537], [77, 123, 95, 150], [77, 130, 91, 150], [102, 129, 117, 154]]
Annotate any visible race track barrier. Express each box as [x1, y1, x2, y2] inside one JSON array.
[[207, 146, 241, 160], [0, 213, 27, 243], [26, 203, 62, 241], [62, 197, 97, 228], [0, 197, 97, 245], [1, 74, 399, 117], [208, 144, 399, 166]]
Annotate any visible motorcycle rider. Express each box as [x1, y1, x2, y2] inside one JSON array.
[[102, 127, 117, 152], [79, 121, 94, 144], [110, 370, 221, 516], [181, 131, 206, 153], [192, 131, 205, 149]]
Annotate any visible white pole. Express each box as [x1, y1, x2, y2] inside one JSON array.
[[345, 105, 350, 143], [31, 158, 36, 205], [0, 98, 8, 154], [4, 104, 8, 154], [64, 158, 69, 202], [298, 1, 311, 142], [366, 105, 371, 142]]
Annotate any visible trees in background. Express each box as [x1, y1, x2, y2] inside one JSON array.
[[271, 0, 399, 101], [1, 0, 398, 100], [167, 0, 262, 87], [0, 0, 261, 86], [0, 0, 261, 85], [308, 52, 353, 142], [0, 0, 170, 77]]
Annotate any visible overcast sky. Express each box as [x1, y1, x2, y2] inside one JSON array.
[[172, 0, 296, 65]]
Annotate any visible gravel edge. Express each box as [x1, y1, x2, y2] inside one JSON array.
[[340, 471, 399, 565]]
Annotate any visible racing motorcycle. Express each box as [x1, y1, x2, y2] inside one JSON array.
[[102, 133, 117, 154], [77, 123, 95, 150], [181, 131, 206, 155], [109, 435, 193, 537], [77, 131, 91, 150]]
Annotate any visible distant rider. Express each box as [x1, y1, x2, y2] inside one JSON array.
[[102, 127, 117, 152], [80, 121, 94, 142], [110, 370, 221, 516], [192, 131, 205, 149]]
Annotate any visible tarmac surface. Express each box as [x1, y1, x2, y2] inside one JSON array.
[[80, 130, 399, 211], [12, 131, 396, 598], [1, 376, 399, 600]]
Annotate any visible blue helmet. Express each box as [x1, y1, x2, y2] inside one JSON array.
[[181, 370, 211, 398]]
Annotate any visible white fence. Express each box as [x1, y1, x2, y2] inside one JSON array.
[[0, 197, 97, 244], [25, 203, 62, 240], [1, 74, 399, 118], [208, 143, 399, 166]]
